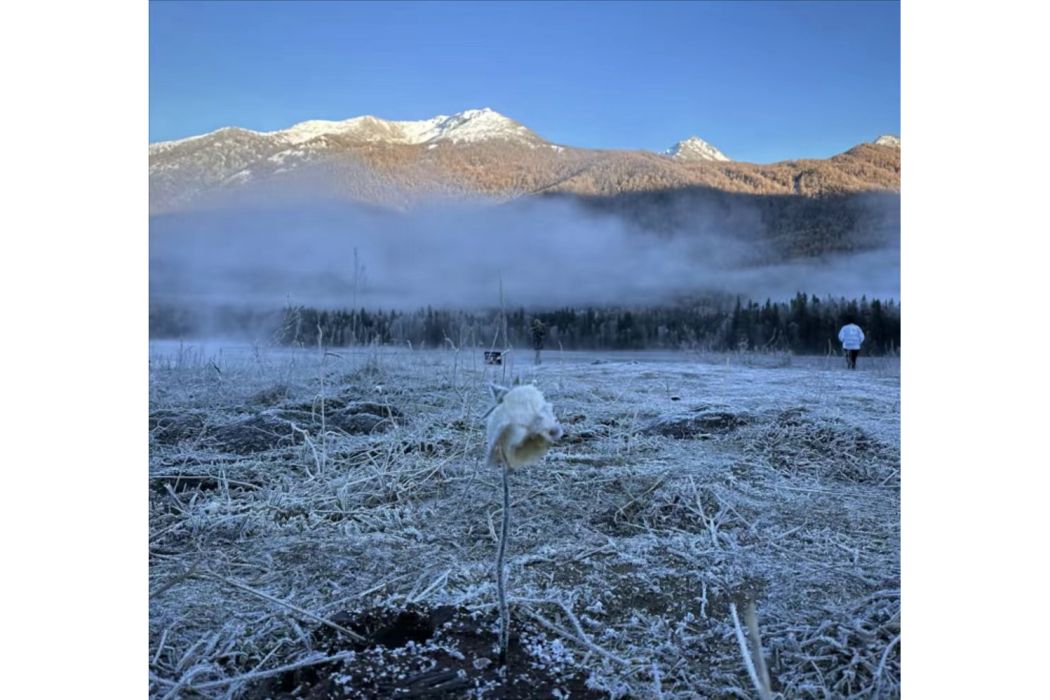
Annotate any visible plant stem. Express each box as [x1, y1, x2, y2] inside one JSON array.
[[497, 448, 511, 669], [730, 602, 772, 700]]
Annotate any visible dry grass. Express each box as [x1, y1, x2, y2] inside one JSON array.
[[149, 342, 900, 698]]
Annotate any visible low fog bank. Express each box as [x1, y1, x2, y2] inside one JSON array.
[[150, 193, 899, 326]]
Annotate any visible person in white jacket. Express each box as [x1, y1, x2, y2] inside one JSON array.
[[838, 319, 865, 369]]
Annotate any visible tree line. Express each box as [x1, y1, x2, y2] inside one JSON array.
[[269, 293, 899, 355]]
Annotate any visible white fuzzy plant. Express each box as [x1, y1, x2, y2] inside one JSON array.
[[483, 381, 564, 668]]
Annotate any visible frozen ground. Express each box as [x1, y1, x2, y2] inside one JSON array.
[[149, 341, 900, 698]]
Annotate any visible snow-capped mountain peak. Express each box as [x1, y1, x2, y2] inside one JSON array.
[[277, 107, 541, 146], [423, 107, 540, 144], [665, 136, 731, 162], [873, 134, 900, 148], [149, 108, 545, 152]]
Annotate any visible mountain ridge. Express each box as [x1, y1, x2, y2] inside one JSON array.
[[149, 108, 900, 214]]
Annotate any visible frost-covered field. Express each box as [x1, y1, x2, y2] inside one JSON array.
[[149, 342, 900, 699]]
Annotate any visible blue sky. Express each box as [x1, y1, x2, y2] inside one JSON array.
[[149, 1, 899, 163]]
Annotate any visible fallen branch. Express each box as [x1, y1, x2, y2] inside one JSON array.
[[871, 632, 901, 698], [165, 650, 359, 693], [150, 560, 201, 599], [519, 605, 630, 667], [202, 572, 366, 643], [410, 568, 452, 604]]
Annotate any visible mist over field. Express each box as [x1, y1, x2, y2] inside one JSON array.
[[149, 193, 900, 314]]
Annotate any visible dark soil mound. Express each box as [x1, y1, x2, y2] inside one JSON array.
[[247, 383, 292, 406], [245, 605, 604, 699], [286, 399, 404, 420], [209, 414, 304, 453], [149, 410, 208, 445], [208, 404, 400, 453], [643, 410, 750, 439], [327, 410, 397, 435], [276, 408, 398, 435], [343, 402, 404, 419]]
